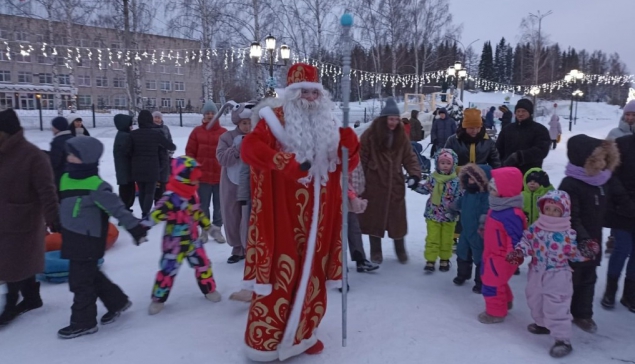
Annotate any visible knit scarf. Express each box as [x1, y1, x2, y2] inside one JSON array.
[[431, 171, 457, 205], [535, 214, 571, 231], [166, 179, 198, 200], [565, 162, 611, 186], [489, 194, 523, 211], [66, 163, 99, 179]]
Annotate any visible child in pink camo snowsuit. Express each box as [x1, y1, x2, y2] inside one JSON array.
[[506, 190, 596, 358], [479, 167, 527, 324]]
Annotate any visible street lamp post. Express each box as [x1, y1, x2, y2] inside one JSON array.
[[565, 69, 585, 131], [572, 89, 583, 126], [250, 35, 290, 97], [36, 94, 43, 131]]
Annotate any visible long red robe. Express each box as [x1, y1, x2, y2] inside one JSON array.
[[240, 105, 359, 362]]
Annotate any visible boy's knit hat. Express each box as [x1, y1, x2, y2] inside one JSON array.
[[515, 99, 534, 115], [462, 109, 482, 128], [65, 136, 103, 164], [624, 100, 635, 113], [380, 98, 400, 117], [0, 108, 21, 135], [525, 169, 550, 187], [51, 116, 69, 131], [171, 156, 202, 185], [201, 100, 218, 114]]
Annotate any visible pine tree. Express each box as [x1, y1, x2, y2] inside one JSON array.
[[512, 44, 523, 85], [479, 41, 495, 90], [494, 37, 507, 83], [505, 46, 514, 84]]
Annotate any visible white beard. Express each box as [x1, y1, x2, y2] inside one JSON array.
[[282, 94, 340, 185]]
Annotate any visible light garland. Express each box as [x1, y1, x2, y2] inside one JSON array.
[[2, 39, 633, 92]]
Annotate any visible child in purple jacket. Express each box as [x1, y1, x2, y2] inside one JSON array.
[[506, 190, 598, 358]]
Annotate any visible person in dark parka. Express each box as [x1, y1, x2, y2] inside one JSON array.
[[485, 106, 496, 129], [409, 110, 424, 142], [445, 108, 501, 169], [152, 111, 173, 203], [430, 108, 457, 157], [113, 114, 135, 211], [127, 110, 176, 218], [49, 116, 74, 194], [498, 105, 513, 130], [558, 134, 624, 333], [0, 109, 59, 328], [496, 99, 551, 176], [601, 133, 635, 313]]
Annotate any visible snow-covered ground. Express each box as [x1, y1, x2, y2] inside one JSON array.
[[1, 97, 633, 364]]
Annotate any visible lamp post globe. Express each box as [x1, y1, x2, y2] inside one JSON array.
[[265, 35, 276, 51]]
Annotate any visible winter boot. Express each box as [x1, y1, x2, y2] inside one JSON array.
[[305, 340, 324, 355], [472, 282, 482, 294], [0, 287, 19, 328], [356, 259, 379, 273], [100, 300, 132, 325], [15, 279, 43, 316], [338, 284, 350, 293], [394, 239, 408, 264], [148, 302, 165, 315], [572, 318, 597, 333], [439, 260, 450, 272], [424, 261, 435, 273], [605, 236, 615, 255], [472, 264, 482, 293], [454, 258, 472, 285], [601, 276, 619, 309], [205, 291, 222, 302], [210, 225, 226, 244], [549, 341, 572, 358], [620, 278, 635, 313], [369, 236, 383, 264], [227, 255, 245, 264], [527, 323, 551, 335], [478, 311, 504, 324], [57, 325, 98, 339], [229, 289, 253, 303]]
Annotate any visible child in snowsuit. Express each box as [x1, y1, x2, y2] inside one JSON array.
[[522, 168, 554, 225], [452, 164, 491, 293], [506, 190, 597, 358], [479, 167, 527, 324], [415, 149, 461, 272], [558, 134, 620, 333], [58, 137, 147, 339], [143, 156, 221, 315]]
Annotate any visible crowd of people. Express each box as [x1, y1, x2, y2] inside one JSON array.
[[0, 62, 634, 362]]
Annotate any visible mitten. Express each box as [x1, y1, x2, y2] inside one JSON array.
[[578, 239, 600, 259], [300, 161, 312, 171], [406, 175, 421, 190], [505, 249, 525, 265], [503, 152, 519, 167], [128, 224, 149, 246], [350, 197, 368, 214], [199, 227, 211, 244], [339, 127, 359, 150]]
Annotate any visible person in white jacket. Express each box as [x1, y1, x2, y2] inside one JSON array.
[[548, 104, 562, 150]]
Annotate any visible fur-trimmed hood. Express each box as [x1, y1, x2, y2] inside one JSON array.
[[567, 134, 620, 175], [459, 163, 491, 192]]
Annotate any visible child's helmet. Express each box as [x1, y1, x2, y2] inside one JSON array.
[[171, 156, 202, 185]]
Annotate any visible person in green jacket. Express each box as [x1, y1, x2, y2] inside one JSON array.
[[522, 168, 555, 225]]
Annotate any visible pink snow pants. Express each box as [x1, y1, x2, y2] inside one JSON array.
[[525, 267, 573, 341]]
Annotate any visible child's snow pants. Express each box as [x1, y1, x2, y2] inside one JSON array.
[[425, 220, 456, 262], [526, 266, 573, 341], [481, 256, 516, 317]]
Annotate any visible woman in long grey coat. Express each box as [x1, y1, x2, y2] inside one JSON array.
[[548, 106, 562, 150], [0, 109, 59, 327], [358, 99, 422, 264], [216, 101, 255, 264]]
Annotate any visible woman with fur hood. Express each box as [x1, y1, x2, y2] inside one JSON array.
[[558, 134, 621, 333], [216, 101, 256, 264]]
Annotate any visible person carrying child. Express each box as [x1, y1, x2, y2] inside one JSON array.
[[415, 149, 461, 273], [522, 168, 554, 225], [452, 163, 491, 293], [506, 190, 598, 358], [142, 156, 221, 315], [57, 137, 147, 339], [479, 167, 527, 324]]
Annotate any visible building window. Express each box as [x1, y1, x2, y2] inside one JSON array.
[[18, 72, 33, 83], [146, 64, 154, 73], [146, 98, 156, 107], [15, 31, 28, 42], [77, 59, 91, 68], [36, 34, 45, 43], [160, 81, 171, 91], [0, 29, 8, 40], [161, 98, 171, 108], [112, 61, 123, 70], [111, 43, 121, 49], [158, 65, 168, 74], [40, 94, 55, 110], [174, 81, 185, 91], [97, 96, 109, 108], [113, 77, 126, 88], [99, 60, 108, 70], [79, 39, 91, 47], [0, 70, 10, 82], [15, 53, 31, 63], [58, 75, 70, 85], [93, 40, 102, 48], [176, 98, 185, 108], [175, 66, 183, 75], [77, 75, 91, 87], [78, 95, 92, 107], [39, 73, 53, 84], [37, 55, 52, 64], [145, 80, 156, 90], [96, 77, 108, 87], [56, 57, 65, 66], [0, 52, 6, 61], [113, 95, 127, 108], [19, 94, 36, 110]]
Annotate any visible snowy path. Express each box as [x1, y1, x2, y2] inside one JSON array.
[[2, 100, 634, 364]]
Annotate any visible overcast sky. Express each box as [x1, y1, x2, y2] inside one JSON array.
[[449, 0, 634, 74]]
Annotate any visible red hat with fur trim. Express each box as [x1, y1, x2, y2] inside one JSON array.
[[285, 63, 324, 92]]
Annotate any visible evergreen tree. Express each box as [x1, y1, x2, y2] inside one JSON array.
[[478, 41, 495, 90], [494, 37, 507, 83], [512, 44, 523, 85], [505, 46, 514, 84]]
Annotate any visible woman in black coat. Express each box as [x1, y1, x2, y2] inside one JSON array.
[[444, 109, 501, 169], [69, 118, 90, 137], [113, 114, 134, 211], [127, 110, 176, 218]]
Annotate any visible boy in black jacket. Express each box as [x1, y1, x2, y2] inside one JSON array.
[[58, 137, 147, 339]]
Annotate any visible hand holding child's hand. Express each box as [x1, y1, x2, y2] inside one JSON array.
[[505, 249, 524, 265], [578, 239, 600, 260]]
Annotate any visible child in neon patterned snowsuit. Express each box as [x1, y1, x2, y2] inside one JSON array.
[[415, 149, 461, 272], [506, 190, 597, 358], [479, 167, 527, 324], [143, 156, 221, 315]]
